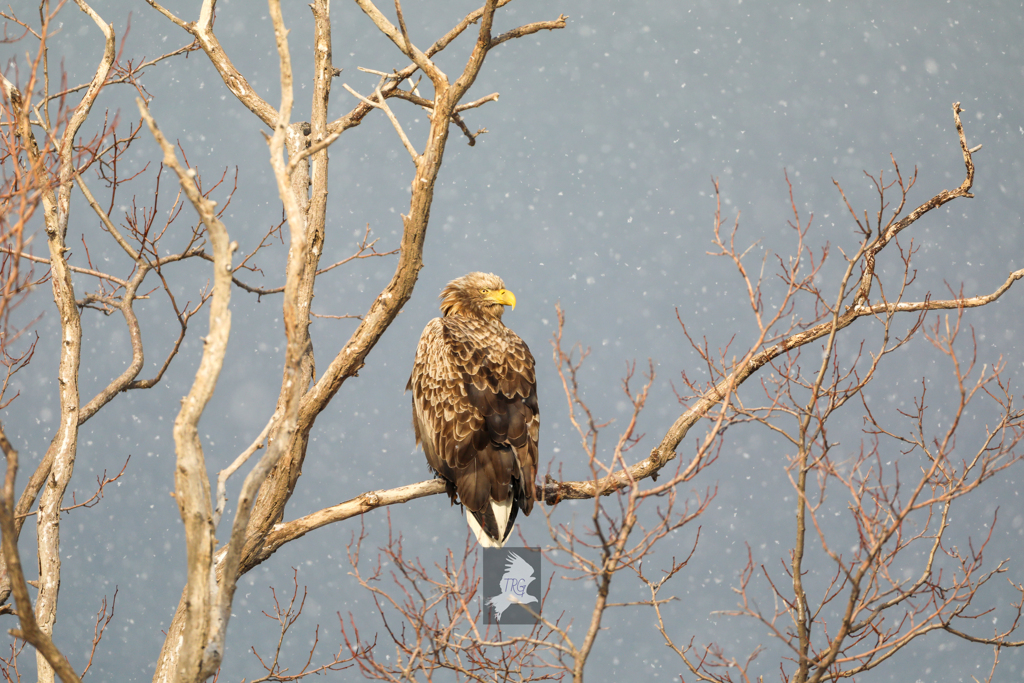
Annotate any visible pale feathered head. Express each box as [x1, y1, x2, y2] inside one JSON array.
[[439, 272, 517, 320]]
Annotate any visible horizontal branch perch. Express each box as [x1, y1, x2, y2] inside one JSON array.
[[242, 259, 1024, 561], [243, 479, 447, 569]]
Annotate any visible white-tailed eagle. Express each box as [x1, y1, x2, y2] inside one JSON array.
[[408, 272, 539, 547]]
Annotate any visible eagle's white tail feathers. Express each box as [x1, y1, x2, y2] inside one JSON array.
[[467, 498, 514, 547]]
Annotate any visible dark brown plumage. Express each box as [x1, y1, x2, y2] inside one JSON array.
[[408, 272, 539, 547]]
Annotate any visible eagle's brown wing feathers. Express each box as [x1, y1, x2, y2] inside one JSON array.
[[410, 315, 538, 542]]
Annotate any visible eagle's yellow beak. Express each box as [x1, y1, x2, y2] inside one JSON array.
[[487, 288, 517, 311]]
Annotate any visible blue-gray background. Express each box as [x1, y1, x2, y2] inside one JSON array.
[[3, 0, 1023, 680]]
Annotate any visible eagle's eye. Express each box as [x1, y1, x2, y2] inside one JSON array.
[[480, 288, 489, 294]]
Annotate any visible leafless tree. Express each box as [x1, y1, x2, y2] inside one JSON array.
[[1, 0, 566, 681], [1, 1, 1022, 683]]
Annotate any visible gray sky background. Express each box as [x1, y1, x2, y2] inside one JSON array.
[[3, 0, 1024, 680]]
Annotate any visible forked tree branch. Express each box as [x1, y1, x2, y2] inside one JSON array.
[[545, 102, 995, 503], [145, 0, 280, 127], [138, 96, 235, 682], [196, 2, 312, 674]]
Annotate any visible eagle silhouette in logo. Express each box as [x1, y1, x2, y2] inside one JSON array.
[[486, 551, 539, 621]]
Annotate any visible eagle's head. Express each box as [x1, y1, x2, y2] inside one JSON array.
[[439, 272, 516, 321]]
